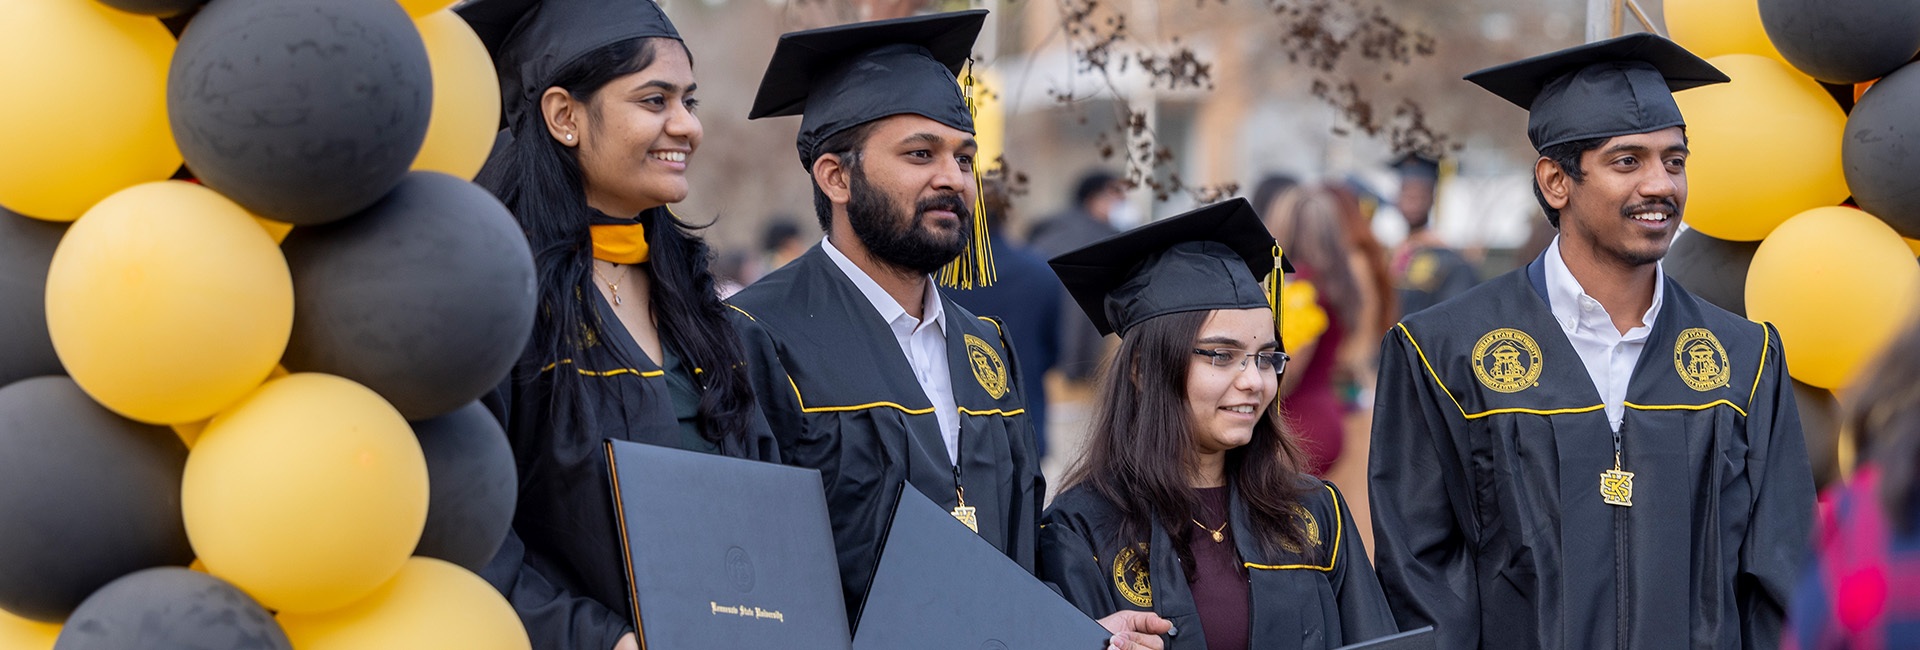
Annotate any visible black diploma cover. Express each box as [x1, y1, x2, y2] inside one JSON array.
[[853, 485, 1112, 650], [605, 440, 850, 650]]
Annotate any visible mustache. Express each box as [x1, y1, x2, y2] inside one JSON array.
[[915, 193, 968, 218], [1621, 198, 1677, 217]]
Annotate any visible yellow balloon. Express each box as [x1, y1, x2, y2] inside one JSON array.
[[396, 0, 458, 18], [172, 365, 291, 447], [45, 181, 292, 424], [183, 373, 428, 614], [1674, 55, 1850, 241], [0, 0, 179, 221], [411, 9, 501, 180], [1664, 0, 1787, 63], [1746, 206, 1920, 389], [256, 216, 294, 245], [278, 558, 529, 650], [0, 607, 58, 650], [1906, 237, 1920, 258]]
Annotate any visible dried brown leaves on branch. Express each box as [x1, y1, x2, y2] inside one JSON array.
[[1042, 0, 1456, 202]]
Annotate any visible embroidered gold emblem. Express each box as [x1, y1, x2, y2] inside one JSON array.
[[1673, 328, 1731, 392], [1280, 505, 1322, 554], [964, 334, 1009, 399], [1600, 468, 1635, 507], [1471, 328, 1543, 393], [1111, 545, 1152, 607]]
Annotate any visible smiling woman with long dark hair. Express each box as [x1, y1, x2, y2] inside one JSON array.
[[1039, 199, 1398, 650], [456, 0, 776, 648]]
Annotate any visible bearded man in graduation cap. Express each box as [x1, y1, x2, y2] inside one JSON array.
[[726, 11, 1171, 650], [1367, 34, 1814, 650]]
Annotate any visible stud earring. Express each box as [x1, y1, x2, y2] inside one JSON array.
[[565, 133, 574, 141]]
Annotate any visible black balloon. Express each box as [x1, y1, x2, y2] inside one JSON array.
[[1760, 0, 1920, 84], [1665, 228, 1760, 318], [167, 0, 431, 226], [52, 568, 289, 650], [411, 401, 518, 572], [1845, 62, 1920, 239], [281, 172, 535, 420], [1792, 379, 1842, 489], [0, 209, 66, 388], [98, 0, 202, 17], [0, 377, 191, 623]]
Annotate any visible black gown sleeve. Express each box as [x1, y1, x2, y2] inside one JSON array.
[[478, 380, 633, 650], [1735, 324, 1814, 649], [1038, 509, 1123, 620], [1326, 482, 1400, 643], [1368, 326, 1480, 650], [725, 306, 807, 459]]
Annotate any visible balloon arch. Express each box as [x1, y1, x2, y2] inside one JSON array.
[[1, 0, 533, 647]]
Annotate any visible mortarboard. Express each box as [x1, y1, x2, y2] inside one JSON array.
[[457, 0, 682, 129], [747, 10, 986, 169], [1389, 153, 1440, 181], [1049, 198, 1293, 339], [1464, 33, 1729, 151]]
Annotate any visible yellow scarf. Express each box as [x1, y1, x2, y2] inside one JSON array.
[[588, 213, 649, 264]]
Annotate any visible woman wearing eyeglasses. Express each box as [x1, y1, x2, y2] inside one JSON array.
[[1039, 199, 1399, 650]]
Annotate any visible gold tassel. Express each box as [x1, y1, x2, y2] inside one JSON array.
[[1268, 244, 1285, 347], [938, 60, 996, 290]]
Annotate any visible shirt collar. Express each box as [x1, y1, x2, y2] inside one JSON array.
[[822, 235, 946, 335], [1544, 236, 1664, 337]]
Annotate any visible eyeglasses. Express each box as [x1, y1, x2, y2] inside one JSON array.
[[1191, 348, 1290, 374]]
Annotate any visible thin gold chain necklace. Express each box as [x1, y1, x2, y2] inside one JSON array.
[[593, 262, 626, 306]]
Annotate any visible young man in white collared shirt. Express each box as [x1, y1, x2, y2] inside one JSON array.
[[1368, 34, 1813, 650]]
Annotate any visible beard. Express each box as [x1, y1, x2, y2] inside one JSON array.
[[1600, 197, 1682, 267], [845, 165, 970, 276]]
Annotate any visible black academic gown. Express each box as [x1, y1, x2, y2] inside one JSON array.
[[726, 244, 1045, 623], [1368, 256, 1813, 650], [481, 289, 780, 650], [1039, 481, 1400, 649]]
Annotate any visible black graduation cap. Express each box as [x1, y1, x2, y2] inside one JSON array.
[[747, 10, 986, 168], [1049, 197, 1292, 338], [1464, 33, 1729, 151], [1389, 153, 1440, 181], [851, 486, 1111, 649], [457, 0, 682, 129]]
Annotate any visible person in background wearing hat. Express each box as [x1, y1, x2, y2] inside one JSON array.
[[1040, 199, 1400, 650], [724, 11, 1169, 649], [1368, 34, 1813, 649], [457, 0, 778, 648], [1387, 154, 1477, 320]]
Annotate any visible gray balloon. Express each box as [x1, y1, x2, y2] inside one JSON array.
[[1760, 0, 1920, 84], [1666, 228, 1759, 318], [411, 401, 517, 572], [281, 172, 535, 420], [1845, 62, 1920, 239], [167, 0, 431, 226], [1792, 379, 1842, 490], [0, 208, 65, 388], [0, 377, 191, 623], [53, 568, 289, 650]]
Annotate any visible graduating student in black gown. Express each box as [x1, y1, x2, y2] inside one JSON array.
[[458, 1, 777, 648], [1039, 199, 1400, 650], [1369, 34, 1813, 650], [726, 11, 1168, 650]]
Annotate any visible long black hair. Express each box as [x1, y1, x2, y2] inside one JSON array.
[[1062, 309, 1318, 568], [1849, 316, 1920, 531], [475, 37, 756, 444]]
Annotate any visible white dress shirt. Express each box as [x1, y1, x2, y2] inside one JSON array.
[[1543, 237, 1664, 432], [822, 236, 961, 463]]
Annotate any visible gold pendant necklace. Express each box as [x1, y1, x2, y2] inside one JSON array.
[[593, 263, 624, 306], [1601, 451, 1635, 507], [1191, 517, 1227, 543]]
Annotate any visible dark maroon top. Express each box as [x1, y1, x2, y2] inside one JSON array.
[[1185, 486, 1250, 650]]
